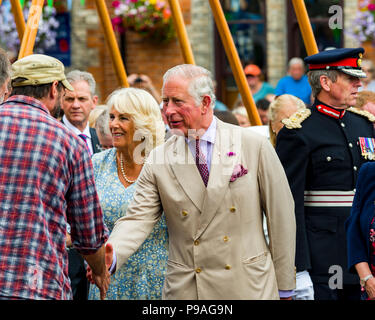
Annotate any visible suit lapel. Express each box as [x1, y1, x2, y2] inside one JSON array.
[[195, 120, 240, 239], [90, 127, 101, 154], [168, 135, 206, 211]]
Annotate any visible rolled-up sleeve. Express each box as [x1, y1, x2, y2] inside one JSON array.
[[66, 149, 108, 255]]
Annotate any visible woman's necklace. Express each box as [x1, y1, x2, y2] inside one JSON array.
[[119, 153, 137, 184]]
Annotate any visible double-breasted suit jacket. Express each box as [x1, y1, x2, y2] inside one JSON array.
[[108, 118, 296, 299]]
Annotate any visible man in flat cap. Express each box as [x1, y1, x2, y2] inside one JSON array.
[[276, 48, 375, 300], [0, 54, 110, 300]]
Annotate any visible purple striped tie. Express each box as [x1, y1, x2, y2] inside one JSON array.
[[78, 133, 91, 156], [195, 138, 209, 187]]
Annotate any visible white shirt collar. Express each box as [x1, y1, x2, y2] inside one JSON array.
[[62, 115, 91, 139]]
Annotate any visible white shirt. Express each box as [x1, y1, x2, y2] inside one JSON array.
[[62, 115, 93, 156]]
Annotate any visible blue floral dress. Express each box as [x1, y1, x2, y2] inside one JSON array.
[[88, 148, 168, 300]]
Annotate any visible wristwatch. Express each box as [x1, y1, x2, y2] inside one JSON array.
[[360, 274, 374, 287]]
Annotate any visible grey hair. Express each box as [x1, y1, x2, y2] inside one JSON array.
[[288, 57, 304, 68], [0, 48, 10, 87], [162, 64, 216, 108], [307, 70, 340, 97], [94, 107, 111, 138], [66, 70, 97, 97]]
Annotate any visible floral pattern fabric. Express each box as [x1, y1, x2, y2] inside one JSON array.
[[88, 148, 168, 300]]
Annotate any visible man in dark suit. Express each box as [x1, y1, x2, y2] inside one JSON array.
[[276, 48, 375, 300], [61, 70, 101, 155], [61, 70, 102, 300]]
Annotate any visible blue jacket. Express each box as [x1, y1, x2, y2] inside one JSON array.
[[346, 162, 375, 273]]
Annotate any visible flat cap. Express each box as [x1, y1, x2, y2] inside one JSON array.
[[304, 47, 366, 78], [11, 54, 74, 91]]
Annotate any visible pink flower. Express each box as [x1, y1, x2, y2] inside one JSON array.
[[111, 17, 123, 25], [227, 152, 236, 157], [112, 0, 121, 8], [368, 3, 375, 10]]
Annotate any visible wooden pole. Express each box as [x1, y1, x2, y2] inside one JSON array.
[[292, 0, 319, 56], [10, 0, 26, 42], [208, 0, 261, 126], [18, 0, 44, 59], [95, 0, 129, 87], [167, 0, 195, 65]]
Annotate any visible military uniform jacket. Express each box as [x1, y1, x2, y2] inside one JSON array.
[[108, 118, 296, 300], [276, 99, 375, 284]]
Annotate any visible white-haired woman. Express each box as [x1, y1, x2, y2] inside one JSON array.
[[88, 87, 168, 300]]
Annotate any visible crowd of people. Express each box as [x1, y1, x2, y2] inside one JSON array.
[[1, 44, 375, 301]]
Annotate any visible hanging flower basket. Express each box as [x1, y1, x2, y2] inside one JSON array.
[[111, 0, 175, 44], [0, 0, 59, 54]]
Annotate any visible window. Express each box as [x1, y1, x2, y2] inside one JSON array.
[[287, 0, 343, 60], [215, 0, 266, 106]]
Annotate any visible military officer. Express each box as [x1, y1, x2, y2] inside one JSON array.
[[276, 47, 375, 300]]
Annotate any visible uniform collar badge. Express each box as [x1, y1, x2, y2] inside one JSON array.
[[316, 104, 345, 119]]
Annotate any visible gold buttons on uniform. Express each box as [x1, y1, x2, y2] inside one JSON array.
[[182, 210, 188, 216], [326, 156, 332, 162], [223, 236, 229, 242], [341, 123, 346, 128], [194, 240, 200, 246], [195, 267, 202, 273], [225, 265, 231, 270], [349, 143, 353, 148], [353, 166, 358, 171], [229, 206, 236, 213]]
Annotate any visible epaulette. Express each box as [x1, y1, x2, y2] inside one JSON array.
[[281, 108, 311, 129], [347, 107, 375, 122]]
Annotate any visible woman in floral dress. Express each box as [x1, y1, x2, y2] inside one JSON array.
[[89, 87, 168, 300]]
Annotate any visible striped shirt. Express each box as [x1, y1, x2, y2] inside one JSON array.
[[0, 95, 108, 300]]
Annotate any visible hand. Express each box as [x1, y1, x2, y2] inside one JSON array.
[[66, 232, 72, 247], [86, 243, 114, 293], [365, 277, 375, 299]]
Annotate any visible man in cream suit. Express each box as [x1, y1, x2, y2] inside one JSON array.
[[103, 64, 296, 299]]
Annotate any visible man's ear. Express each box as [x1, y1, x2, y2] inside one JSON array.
[[320, 75, 331, 92], [92, 95, 99, 107], [50, 80, 59, 99], [201, 95, 212, 114]]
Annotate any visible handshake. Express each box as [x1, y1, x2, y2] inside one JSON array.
[[84, 243, 114, 300]]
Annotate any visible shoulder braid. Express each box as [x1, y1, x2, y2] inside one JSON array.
[[281, 108, 311, 129], [347, 107, 375, 122]]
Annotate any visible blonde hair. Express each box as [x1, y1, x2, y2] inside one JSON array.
[[106, 87, 165, 157], [268, 94, 306, 147], [355, 90, 375, 110]]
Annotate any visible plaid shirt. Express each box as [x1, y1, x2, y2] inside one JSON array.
[[0, 96, 108, 300]]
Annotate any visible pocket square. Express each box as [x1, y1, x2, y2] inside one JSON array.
[[230, 164, 248, 182]]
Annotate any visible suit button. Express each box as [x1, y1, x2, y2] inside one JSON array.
[[194, 240, 200, 246], [349, 142, 353, 148], [229, 206, 236, 213], [326, 156, 332, 162], [353, 166, 357, 171], [225, 264, 231, 270], [195, 267, 202, 273], [182, 210, 188, 216], [341, 123, 345, 128], [223, 236, 229, 242]]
